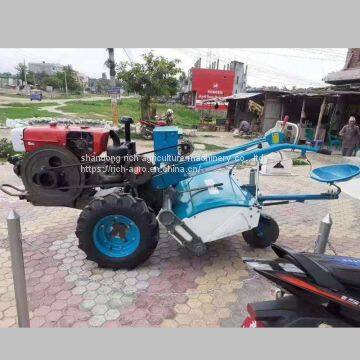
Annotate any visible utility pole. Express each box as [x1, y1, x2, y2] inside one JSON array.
[[64, 70, 68, 97], [315, 96, 326, 140], [107, 48, 119, 127], [23, 59, 27, 85]]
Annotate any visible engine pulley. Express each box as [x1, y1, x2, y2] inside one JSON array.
[[21, 145, 85, 206]]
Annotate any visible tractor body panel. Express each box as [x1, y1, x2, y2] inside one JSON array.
[[173, 171, 256, 219], [182, 205, 260, 243], [153, 126, 180, 166], [169, 171, 260, 243]]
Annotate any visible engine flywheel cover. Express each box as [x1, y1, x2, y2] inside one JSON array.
[[21, 145, 85, 206]]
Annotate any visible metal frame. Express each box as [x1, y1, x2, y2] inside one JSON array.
[[152, 138, 319, 190], [153, 126, 355, 251]]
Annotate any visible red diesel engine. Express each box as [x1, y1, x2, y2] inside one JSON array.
[[8, 118, 152, 209], [22, 123, 110, 157]]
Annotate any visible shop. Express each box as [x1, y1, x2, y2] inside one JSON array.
[[226, 88, 360, 146]]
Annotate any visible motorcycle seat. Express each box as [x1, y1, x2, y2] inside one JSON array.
[[303, 253, 360, 290], [271, 244, 360, 291]]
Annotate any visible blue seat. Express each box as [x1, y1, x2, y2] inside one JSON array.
[[310, 164, 360, 183]]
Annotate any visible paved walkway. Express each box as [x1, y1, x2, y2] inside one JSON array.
[[0, 149, 359, 327]]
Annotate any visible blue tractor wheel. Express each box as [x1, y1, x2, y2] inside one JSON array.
[[93, 215, 141, 258], [76, 192, 159, 269], [242, 214, 279, 248]]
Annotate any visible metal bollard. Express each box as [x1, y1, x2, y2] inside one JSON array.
[[249, 168, 256, 187], [7, 210, 30, 327], [248, 168, 257, 196], [314, 213, 333, 254]]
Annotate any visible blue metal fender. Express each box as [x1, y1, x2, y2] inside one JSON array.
[[172, 171, 255, 220]]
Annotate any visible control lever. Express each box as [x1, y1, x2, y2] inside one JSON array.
[[178, 183, 223, 194], [121, 116, 134, 143]]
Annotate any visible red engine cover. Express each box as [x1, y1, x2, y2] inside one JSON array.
[[23, 123, 109, 156]]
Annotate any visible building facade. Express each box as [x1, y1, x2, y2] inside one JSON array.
[[28, 62, 64, 76], [324, 48, 360, 85], [229, 61, 247, 94], [0, 73, 18, 88], [180, 60, 247, 110]]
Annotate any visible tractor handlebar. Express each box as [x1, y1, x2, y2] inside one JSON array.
[[151, 141, 320, 190]]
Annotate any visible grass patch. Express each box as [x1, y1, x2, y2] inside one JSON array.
[[0, 92, 23, 98], [2, 102, 58, 107], [0, 138, 19, 159], [59, 98, 201, 128], [0, 103, 59, 123], [160, 103, 200, 128], [59, 98, 140, 120], [0, 97, 201, 128], [49, 94, 107, 100], [292, 158, 309, 166]]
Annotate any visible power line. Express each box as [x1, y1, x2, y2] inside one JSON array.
[[199, 48, 341, 81], [122, 48, 133, 63], [184, 48, 329, 87], [188, 48, 346, 64]]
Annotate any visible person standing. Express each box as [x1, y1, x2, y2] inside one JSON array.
[[339, 116, 360, 156], [239, 120, 251, 135]]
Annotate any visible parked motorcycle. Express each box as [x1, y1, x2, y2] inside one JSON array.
[[139, 109, 174, 140], [242, 244, 360, 327]]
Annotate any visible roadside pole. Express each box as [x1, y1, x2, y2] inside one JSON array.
[[7, 210, 30, 327], [107, 48, 119, 128], [23, 59, 27, 85], [64, 70, 68, 97]]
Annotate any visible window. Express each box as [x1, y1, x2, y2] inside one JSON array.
[[236, 76, 239, 84]]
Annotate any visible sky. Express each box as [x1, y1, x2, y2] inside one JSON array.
[[0, 48, 348, 89]]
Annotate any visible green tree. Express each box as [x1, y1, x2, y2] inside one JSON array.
[[43, 75, 61, 89], [15, 63, 27, 83], [56, 65, 82, 94], [26, 71, 61, 89], [116, 52, 183, 119]]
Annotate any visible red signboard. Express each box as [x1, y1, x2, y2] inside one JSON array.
[[191, 68, 235, 110]]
